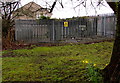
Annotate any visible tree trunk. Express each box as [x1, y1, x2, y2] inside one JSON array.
[[103, 2, 120, 83]]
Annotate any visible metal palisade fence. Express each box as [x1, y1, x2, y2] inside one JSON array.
[[15, 15, 116, 43]]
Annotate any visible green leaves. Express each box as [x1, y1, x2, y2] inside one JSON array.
[[86, 63, 103, 82]]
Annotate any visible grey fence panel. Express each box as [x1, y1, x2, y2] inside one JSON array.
[[15, 20, 51, 43], [97, 17, 102, 36], [15, 16, 116, 43], [54, 20, 60, 41], [97, 16, 116, 38], [105, 16, 116, 37]]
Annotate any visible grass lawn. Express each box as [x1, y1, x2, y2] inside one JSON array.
[[2, 41, 113, 82]]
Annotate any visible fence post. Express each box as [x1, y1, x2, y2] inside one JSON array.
[[61, 21, 63, 40], [52, 20, 55, 41], [15, 20, 17, 41], [95, 17, 97, 35]]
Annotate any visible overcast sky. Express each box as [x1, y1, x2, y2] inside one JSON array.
[[2, 0, 114, 18]]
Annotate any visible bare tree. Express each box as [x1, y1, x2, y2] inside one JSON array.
[[103, 2, 120, 83], [0, 0, 20, 48], [49, 0, 107, 15], [0, 0, 19, 36]]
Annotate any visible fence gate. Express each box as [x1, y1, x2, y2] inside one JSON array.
[[53, 18, 97, 41]]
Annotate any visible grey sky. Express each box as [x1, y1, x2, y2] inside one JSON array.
[[20, 0, 114, 18], [0, 0, 114, 18]]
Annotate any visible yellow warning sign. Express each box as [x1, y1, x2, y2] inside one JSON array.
[[64, 22, 68, 27]]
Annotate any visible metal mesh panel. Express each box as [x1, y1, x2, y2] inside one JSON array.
[[15, 16, 116, 43]]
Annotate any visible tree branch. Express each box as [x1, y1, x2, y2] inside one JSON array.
[[49, 0, 57, 13]]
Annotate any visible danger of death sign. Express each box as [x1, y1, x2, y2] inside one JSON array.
[[64, 22, 68, 27]]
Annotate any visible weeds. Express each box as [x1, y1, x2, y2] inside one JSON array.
[[82, 60, 103, 83]]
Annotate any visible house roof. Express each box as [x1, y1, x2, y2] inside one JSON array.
[[14, 1, 50, 16], [20, 2, 44, 12]]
